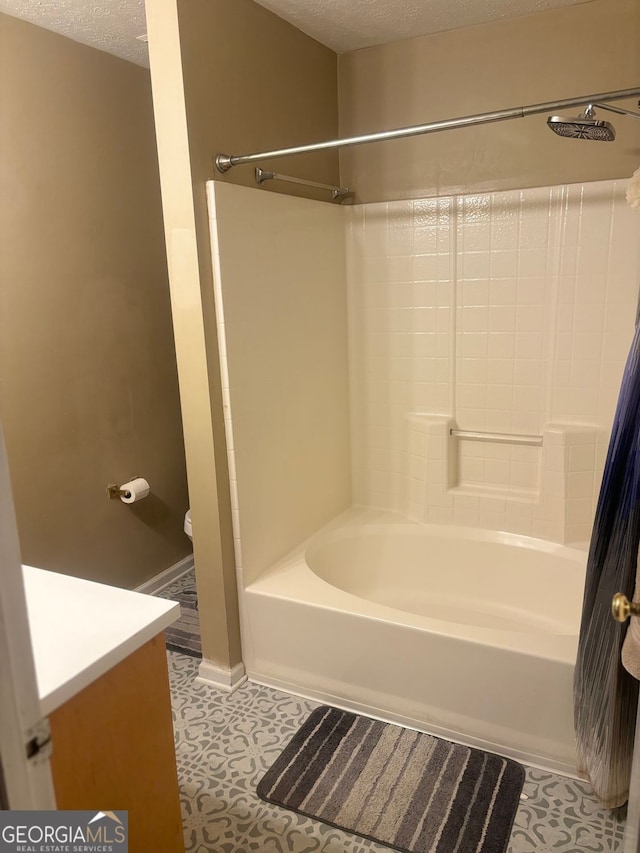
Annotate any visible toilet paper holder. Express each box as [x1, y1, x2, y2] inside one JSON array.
[[107, 480, 140, 500]]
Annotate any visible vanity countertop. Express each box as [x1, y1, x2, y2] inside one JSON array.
[[22, 565, 180, 715]]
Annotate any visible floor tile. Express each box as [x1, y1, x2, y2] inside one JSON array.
[[161, 572, 625, 853], [180, 776, 268, 853], [241, 808, 388, 852]]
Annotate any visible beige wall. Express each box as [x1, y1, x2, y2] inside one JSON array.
[[178, 0, 339, 195], [0, 14, 190, 588], [210, 182, 350, 586], [339, 0, 640, 203], [146, 0, 339, 671]]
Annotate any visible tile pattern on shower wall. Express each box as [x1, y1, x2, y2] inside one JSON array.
[[347, 198, 455, 510], [552, 182, 640, 500], [456, 187, 554, 495], [347, 179, 640, 532], [408, 415, 602, 541], [457, 188, 551, 437]]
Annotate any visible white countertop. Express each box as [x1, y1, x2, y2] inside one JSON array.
[[22, 565, 180, 715]]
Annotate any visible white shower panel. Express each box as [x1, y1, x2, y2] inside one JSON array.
[[207, 181, 351, 586], [346, 179, 640, 540]]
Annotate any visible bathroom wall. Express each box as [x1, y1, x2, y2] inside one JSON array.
[[338, 0, 640, 202], [178, 0, 339, 195], [145, 0, 339, 672], [347, 179, 640, 541], [208, 182, 350, 586], [0, 14, 190, 588]]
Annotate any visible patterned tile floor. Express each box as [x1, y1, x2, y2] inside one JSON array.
[[162, 577, 626, 853]]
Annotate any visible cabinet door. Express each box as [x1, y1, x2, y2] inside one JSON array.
[[0, 420, 55, 808]]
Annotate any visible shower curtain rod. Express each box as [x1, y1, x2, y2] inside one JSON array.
[[215, 86, 640, 173]]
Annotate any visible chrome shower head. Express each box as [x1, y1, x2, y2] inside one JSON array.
[[547, 104, 616, 141]]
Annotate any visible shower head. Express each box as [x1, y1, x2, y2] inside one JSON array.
[[547, 104, 616, 141]]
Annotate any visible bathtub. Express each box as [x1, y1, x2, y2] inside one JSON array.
[[242, 508, 586, 775]]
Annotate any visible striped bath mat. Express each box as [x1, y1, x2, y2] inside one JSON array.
[[257, 706, 524, 853], [164, 589, 201, 658]]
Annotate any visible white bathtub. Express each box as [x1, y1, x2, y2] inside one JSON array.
[[242, 508, 586, 775]]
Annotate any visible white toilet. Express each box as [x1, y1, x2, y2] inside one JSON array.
[[184, 509, 192, 541]]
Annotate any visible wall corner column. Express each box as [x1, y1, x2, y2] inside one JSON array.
[[145, 0, 242, 672]]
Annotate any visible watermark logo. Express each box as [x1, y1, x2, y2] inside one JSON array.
[[0, 810, 128, 852]]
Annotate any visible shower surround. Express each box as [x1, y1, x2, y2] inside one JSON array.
[[348, 180, 639, 543], [206, 177, 640, 772]]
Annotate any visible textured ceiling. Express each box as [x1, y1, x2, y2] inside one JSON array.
[[0, 0, 592, 65], [0, 0, 149, 66], [254, 0, 593, 53]]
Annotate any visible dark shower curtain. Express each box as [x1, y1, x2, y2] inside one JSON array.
[[574, 322, 640, 807]]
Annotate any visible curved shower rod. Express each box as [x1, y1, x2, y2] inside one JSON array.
[[215, 86, 640, 173]]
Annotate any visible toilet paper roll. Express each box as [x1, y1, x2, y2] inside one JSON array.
[[120, 477, 150, 504]]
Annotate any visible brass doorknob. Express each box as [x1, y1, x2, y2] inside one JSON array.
[[612, 593, 640, 623]]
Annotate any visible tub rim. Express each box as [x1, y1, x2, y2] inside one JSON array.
[[247, 506, 584, 664]]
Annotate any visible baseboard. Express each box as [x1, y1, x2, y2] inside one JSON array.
[[196, 660, 247, 693], [135, 553, 195, 595]]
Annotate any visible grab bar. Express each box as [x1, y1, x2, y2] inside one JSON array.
[[255, 168, 354, 202], [449, 429, 543, 447]]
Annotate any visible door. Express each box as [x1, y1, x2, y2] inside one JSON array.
[[0, 419, 56, 808]]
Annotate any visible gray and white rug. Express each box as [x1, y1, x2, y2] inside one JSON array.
[[258, 705, 524, 853]]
